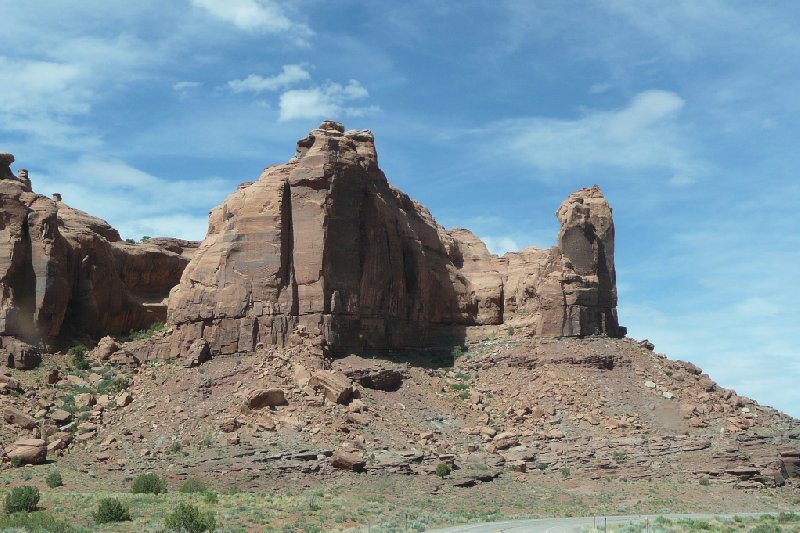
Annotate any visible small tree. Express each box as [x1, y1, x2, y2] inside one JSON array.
[[435, 463, 451, 479], [45, 471, 64, 488], [93, 498, 132, 523], [164, 503, 216, 532], [4, 486, 40, 514], [131, 472, 167, 494]]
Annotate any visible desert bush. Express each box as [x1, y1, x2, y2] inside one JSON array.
[[10, 456, 23, 468], [45, 471, 64, 488], [93, 497, 132, 523], [131, 472, 167, 494], [4, 485, 40, 514], [68, 344, 91, 370], [169, 442, 183, 454], [179, 478, 209, 494], [121, 322, 165, 342], [698, 477, 710, 486], [203, 491, 218, 504], [778, 512, 800, 523], [164, 503, 216, 532], [0, 511, 75, 532], [435, 463, 451, 478]]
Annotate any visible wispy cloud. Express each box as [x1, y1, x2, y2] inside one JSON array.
[[190, 0, 311, 39], [34, 157, 234, 241], [278, 80, 378, 121], [467, 90, 703, 184], [228, 64, 310, 93]]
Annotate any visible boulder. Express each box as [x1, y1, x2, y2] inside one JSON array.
[[333, 355, 407, 391], [0, 373, 22, 391], [115, 391, 133, 407], [49, 409, 72, 425], [3, 406, 36, 429], [90, 336, 118, 360], [309, 371, 353, 404], [183, 339, 210, 368], [330, 450, 366, 472], [6, 438, 47, 464], [245, 388, 287, 410]]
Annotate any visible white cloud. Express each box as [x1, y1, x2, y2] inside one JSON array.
[[33, 157, 235, 241], [472, 89, 701, 183], [480, 235, 520, 255], [228, 64, 310, 93], [278, 80, 377, 121], [190, 0, 311, 37]]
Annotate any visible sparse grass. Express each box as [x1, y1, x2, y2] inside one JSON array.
[[0, 511, 80, 532], [448, 382, 469, 391]]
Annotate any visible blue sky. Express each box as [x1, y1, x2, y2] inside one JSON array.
[[2, 1, 799, 416]]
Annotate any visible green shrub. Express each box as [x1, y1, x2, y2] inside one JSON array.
[[93, 498, 131, 523], [506, 326, 515, 336], [458, 390, 471, 400], [45, 471, 64, 488], [203, 492, 218, 504], [435, 463, 451, 478], [131, 472, 167, 494], [698, 477, 710, 486], [121, 322, 165, 342], [448, 382, 469, 391], [169, 442, 182, 454], [778, 512, 800, 523], [68, 344, 91, 370], [0, 511, 75, 532], [179, 478, 209, 494], [560, 467, 571, 479], [10, 455, 23, 468], [164, 503, 216, 532], [4, 485, 40, 514]]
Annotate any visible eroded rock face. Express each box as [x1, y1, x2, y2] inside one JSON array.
[[0, 155, 198, 353], [156, 123, 622, 360], [536, 186, 621, 337]]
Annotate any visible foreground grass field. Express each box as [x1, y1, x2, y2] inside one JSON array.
[[1, 463, 799, 532]]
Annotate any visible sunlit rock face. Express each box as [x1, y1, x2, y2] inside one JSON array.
[[162, 122, 622, 360]]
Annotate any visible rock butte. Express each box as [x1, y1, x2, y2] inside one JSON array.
[[1, 123, 622, 364], [146, 120, 622, 361], [0, 151, 196, 366]]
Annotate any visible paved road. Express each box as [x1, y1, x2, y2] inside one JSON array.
[[427, 512, 775, 532]]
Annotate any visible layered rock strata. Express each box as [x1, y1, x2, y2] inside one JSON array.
[[159, 122, 621, 361], [0, 152, 197, 355]]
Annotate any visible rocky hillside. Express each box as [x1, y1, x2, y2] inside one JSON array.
[[0, 122, 797, 506]]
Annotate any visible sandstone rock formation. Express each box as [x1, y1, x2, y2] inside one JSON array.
[[157, 122, 621, 362], [0, 153, 198, 354]]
